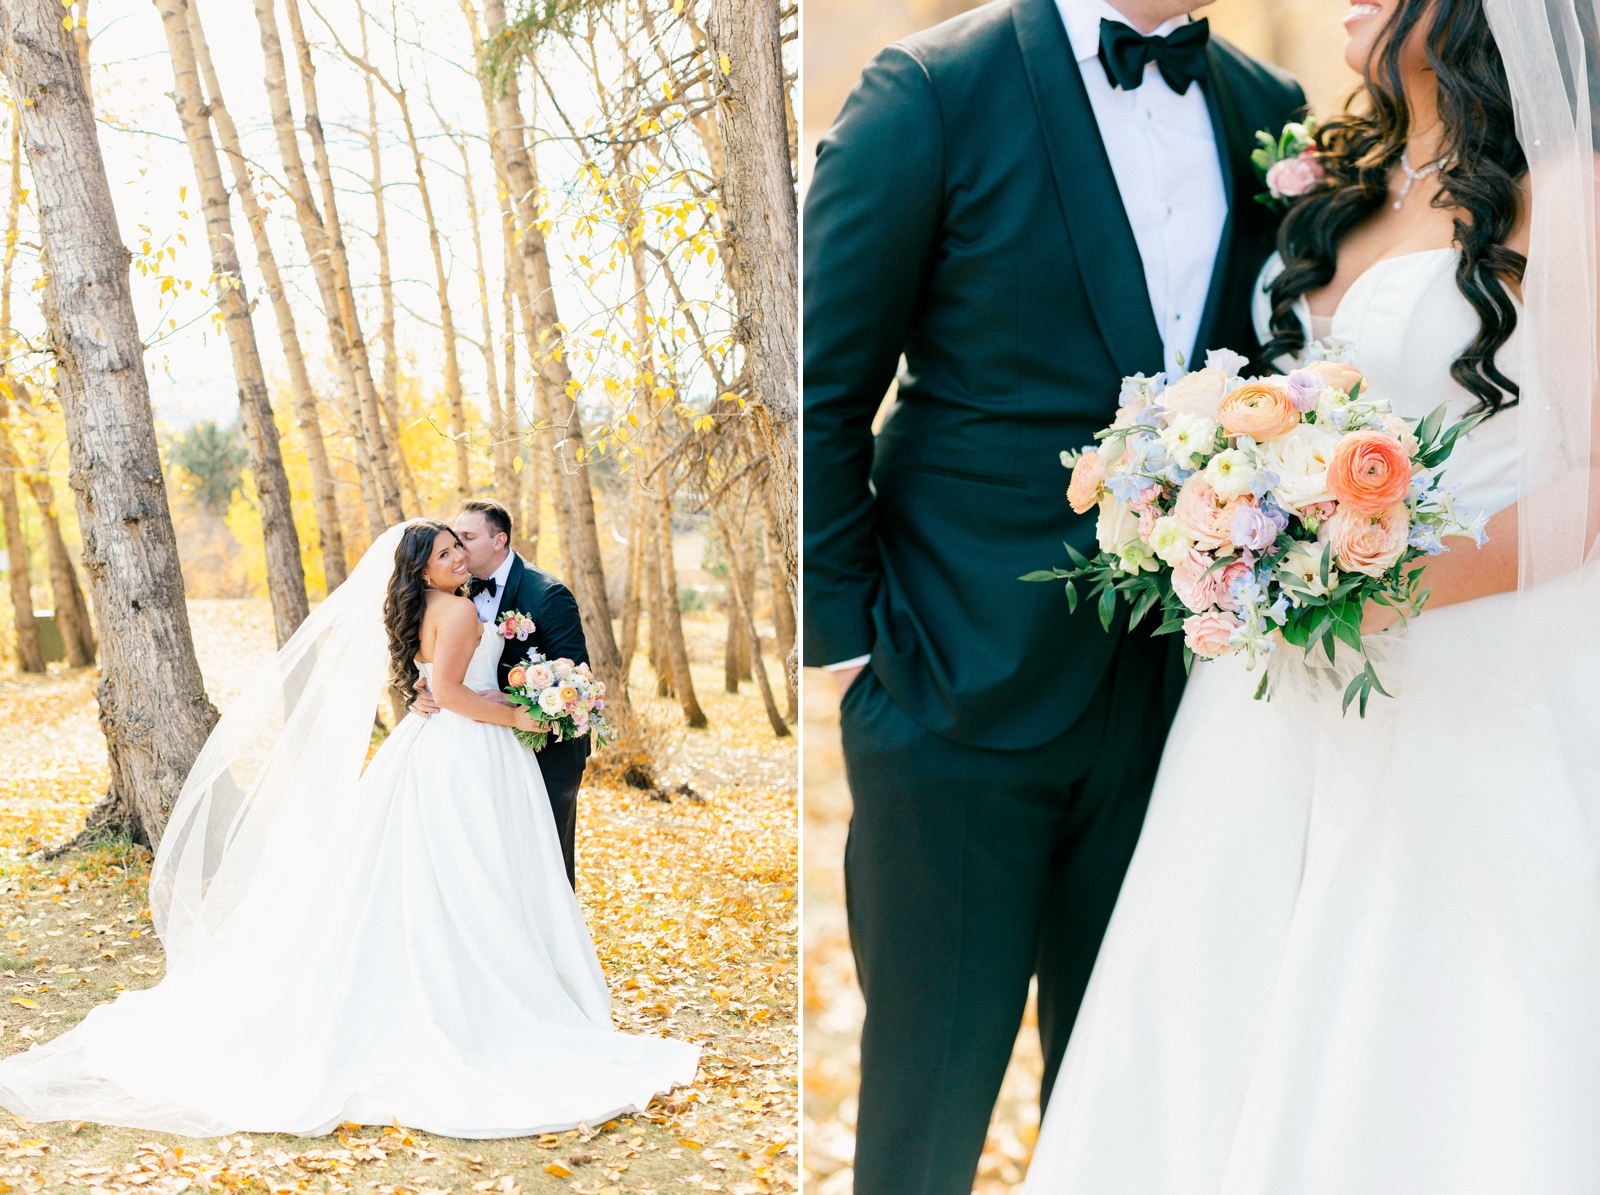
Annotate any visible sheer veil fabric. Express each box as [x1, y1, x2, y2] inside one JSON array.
[[0, 521, 700, 1136]]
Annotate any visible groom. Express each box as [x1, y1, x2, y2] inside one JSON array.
[[415, 498, 590, 888], [803, 0, 1302, 1190]]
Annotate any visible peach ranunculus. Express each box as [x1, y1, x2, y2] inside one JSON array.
[[1306, 359, 1365, 396], [1183, 611, 1242, 659], [1067, 448, 1108, 514], [507, 666, 527, 688], [1161, 367, 1228, 420], [1325, 429, 1414, 515], [1323, 502, 1410, 577], [1173, 475, 1254, 551], [1171, 549, 1225, 614], [1219, 380, 1301, 442]]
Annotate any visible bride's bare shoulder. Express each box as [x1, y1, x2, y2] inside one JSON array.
[[420, 591, 481, 640]]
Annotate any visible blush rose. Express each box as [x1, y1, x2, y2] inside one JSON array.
[[1323, 502, 1410, 577], [1183, 611, 1242, 659]]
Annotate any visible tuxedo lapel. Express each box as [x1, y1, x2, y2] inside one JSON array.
[[495, 553, 531, 686], [1194, 45, 1256, 355], [1011, 0, 1163, 378]]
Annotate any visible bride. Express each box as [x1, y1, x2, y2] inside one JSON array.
[[1026, 0, 1600, 1189], [0, 520, 698, 1137]]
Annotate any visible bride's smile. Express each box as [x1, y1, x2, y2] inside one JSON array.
[[423, 532, 471, 593]]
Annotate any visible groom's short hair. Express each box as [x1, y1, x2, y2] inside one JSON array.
[[461, 498, 512, 546]]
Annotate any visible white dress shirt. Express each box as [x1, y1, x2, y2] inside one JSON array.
[[471, 550, 516, 624], [825, 1, 1228, 672], [1057, 0, 1228, 378]]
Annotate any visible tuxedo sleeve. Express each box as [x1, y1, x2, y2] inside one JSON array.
[[536, 580, 589, 669], [802, 47, 943, 668]]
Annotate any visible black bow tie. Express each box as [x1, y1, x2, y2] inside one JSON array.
[[468, 575, 498, 599], [1098, 18, 1210, 95]]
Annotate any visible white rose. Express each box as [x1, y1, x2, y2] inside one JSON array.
[[1160, 367, 1227, 419], [1156, 411, 1218, 471], [1263, 422, 1340, 509], [1147, 515, 1194, 567], [1095, 495, 1140, 554], [1203, 448, 1255, 501], [538, 687, 567, 716], [1280, 541, 1337, 602]]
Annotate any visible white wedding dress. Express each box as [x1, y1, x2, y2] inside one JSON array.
[[0, 551, 698, 1138], [1025, 250, 1600, 1191]]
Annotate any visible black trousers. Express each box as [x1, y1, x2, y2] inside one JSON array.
[[840, 632, 1174, 1195], [541, 764, 583, 890]]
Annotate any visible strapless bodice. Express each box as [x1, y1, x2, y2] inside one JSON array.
[[416, 621, 503, 692], [1254, 248, 1521, 518]]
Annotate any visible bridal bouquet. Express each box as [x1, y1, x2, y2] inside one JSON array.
[[503, 651, 614, 752], [1025, 348, 1488, 714]]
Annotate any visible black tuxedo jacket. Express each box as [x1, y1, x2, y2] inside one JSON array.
[[802, 0, 1305, 750], [492, 553, 590, 777]]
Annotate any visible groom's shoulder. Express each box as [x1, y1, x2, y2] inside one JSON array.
[[1210, 34, 1306, 115], [880, 0, 1020, 85], [516, 556, 575, 600]]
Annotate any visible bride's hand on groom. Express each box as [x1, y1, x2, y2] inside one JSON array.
[[412, 680, 509, 719]]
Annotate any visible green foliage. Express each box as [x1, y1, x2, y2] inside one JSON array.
[[678, 586, 707, 614], [480, 0, 599, 91], [167, 420, 247, 514]]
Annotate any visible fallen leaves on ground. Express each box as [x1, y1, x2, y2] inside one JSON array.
[[799, 669, 1038, 1195], [0, 602, 796, 1194]]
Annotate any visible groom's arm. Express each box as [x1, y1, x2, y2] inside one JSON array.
[[802, 46, 943, 669], [534, 579, 589, 669]]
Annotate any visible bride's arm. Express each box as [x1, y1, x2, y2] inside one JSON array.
[[1364, 504, 1519, 632], [424, 598, 538, 731]]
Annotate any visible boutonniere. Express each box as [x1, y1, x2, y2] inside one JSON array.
[[494, 609, 537, 642], [1252, 119, 1324, 212]]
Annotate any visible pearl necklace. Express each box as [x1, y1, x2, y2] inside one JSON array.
[[1394, 146, 1451, 209]]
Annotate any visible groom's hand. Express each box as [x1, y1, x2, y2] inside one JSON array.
[[412, 680, 440, 719], [831, 665, 863, 700]]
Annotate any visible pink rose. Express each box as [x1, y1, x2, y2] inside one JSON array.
[[1183, 611, 1242, 659], [1067, 449, 1107, 515], [1161, 368, 1227, 420], [1322, 502, 1410, 577], [1171, 549, 1225, 614], [1213, 558, 1253, 613], [1174, 476, 1254, 551], [1265, 150, 1325, 200]]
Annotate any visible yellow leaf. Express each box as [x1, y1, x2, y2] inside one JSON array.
[[678, 1138, 704, 1149], [719, 53, 731, 76], [542, 1163, 571, 1178], [5, 931, 18, 941], [10, 998, 37, 1009]]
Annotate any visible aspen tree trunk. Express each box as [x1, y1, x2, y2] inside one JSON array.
[[276, 0, 400, 524], [618, 488, 643, 682], [503, 227, 535, 559], [0, 114, 40, 672], [25, 471, 94, 665], [355, 6, 422, 518], [711, 502, 787, 737], [645, 525, 670, 697], [0, 414, 42, 672], [655, 493, 705, 728], [156, 0, 307, 647], [393, 89, 470, 500], [478, 0, 619, 660], [705, 0, 797, 636], [249, 0, 386, 537], [0, 0, 218, 843], [764, 494, 796, 719], [189, 0, 347, 595]]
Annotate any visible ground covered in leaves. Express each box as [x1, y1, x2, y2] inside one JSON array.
[[0, 602, 797, 1195], [800, 670, 1039, 1195]]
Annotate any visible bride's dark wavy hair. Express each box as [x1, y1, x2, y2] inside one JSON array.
[[383, 521, 464, 704], [1263, 0, 1525, 413]]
